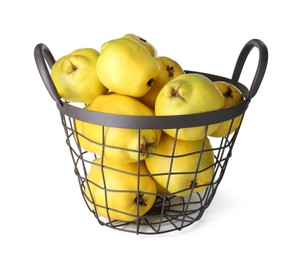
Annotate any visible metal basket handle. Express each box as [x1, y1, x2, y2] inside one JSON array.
[[34, 43, 62, 105], [232, 39, 268, 100]]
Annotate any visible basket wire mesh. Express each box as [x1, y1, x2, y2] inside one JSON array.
[[63, 113, 240, 234], [34, 39, 268, 234]]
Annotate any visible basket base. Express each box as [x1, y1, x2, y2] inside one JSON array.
[[87, 190, 216, 235]]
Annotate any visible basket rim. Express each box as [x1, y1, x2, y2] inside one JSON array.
[[57, 71, 250, 129]]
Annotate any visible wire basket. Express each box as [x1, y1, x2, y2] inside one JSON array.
[[34, 39, 268, 235]]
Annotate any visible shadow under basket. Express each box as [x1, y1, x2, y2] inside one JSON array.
[[34, 39, 268, 235]]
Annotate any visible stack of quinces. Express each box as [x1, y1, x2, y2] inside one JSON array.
[[51, 33, 244, 222]]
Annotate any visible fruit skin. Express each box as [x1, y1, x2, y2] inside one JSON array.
[[75, 94, 162, 163], [51, 48, 108, 104], [138, 56, 185, 109], [145, 133, 214, 197], [210, 81, 244, 137], [85, 158, 157, 222], [122, 33, 157, 57], [155, 73, 225, 141], [96, 38, 160, 97]]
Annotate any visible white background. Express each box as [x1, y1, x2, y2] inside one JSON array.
[[1, 0, 294, 259]]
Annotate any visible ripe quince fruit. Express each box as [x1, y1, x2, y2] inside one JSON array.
[[122, 33, 157, 57], [145, 133, 214, 197], [155, 73, 225, 141], [85, 158, 157, 222], [75, 93, 162, 163], [51, 48, 107, 104], [96, 38, 160, 97], [210, 81, 244, 137], [138, 56, 185, 109]]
